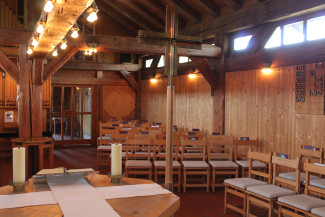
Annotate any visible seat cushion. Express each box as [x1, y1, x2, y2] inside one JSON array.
[[279, 172, 320, 182], [309, 178, 325, 189], [247, 184, 295, 199], [125, 160, 152, 167], [182, 161, 209, 168], [224, 178, 267, 190], [209, 161, 239, 168], [278, 194, 325, 211], [235, 160, 266, 168], [97, 145, 111, 150], [311, 207, 325, 217], [154, 160, 181, 167]]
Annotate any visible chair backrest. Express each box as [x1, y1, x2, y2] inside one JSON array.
[[99, 123, 117, 146], [124, 138, 152, 161], [133, 134, 151, 140], [152, 139, 179, 161], [299, 145, 323, 164], [185, 131, 204, 136], [207, 135, 234, 161], [272, 154, 301, 193], [304, 160, 325, 196], [111, 132, 133, 143], [180, 137, 207, 162], [247, 149, 272, 184], [235, 138, 259, 161]]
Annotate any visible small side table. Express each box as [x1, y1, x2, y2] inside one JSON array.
[[12, 137, 54, 178]]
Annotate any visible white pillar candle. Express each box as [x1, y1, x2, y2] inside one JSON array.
[[111, 143, 122, 176], [13, 147, 25, 183]]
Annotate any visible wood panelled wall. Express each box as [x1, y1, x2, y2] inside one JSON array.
[[141, 74, 214, 132], [225, 63, 325, 158]]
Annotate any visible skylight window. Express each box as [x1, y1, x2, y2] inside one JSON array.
[[179, 56, 190, 63], [158, 55, 165, 67], [145, 59, 153, 68], [265, 26, 282, 49], [234, 35, 252, 51], [283, 21, 304, 45], [307, 15, 325, 41]]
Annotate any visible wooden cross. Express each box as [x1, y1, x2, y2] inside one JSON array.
[[138, 3, 202, 191]]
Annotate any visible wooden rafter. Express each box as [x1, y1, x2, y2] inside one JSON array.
[[197, 0, 220, 16], [119, 70, 139, 92], [62, 62, 140, 71], [0, 29, 31, 45], [51, 76, 128, 85], [0, 49, 19, 83], [165, 0, 201, 23], [222, 0, 242, 10], [190, 57, 218, 89], [43, 48, 79, 82], [184, 0, 325, 35]]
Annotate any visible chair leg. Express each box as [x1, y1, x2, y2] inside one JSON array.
[[243, 193, 247, 217], [246, 195, 250, 217], [224, 186, 228, 214], [183, 169, 187, 192], [206, 169, 210, 192], [278, 204, 282, 217], [269, 201, 274, 217], [149, 169, 152, 180], [154, 168, 158, 183], [212, 168, 215, 192], [178, 168, 181, 192]]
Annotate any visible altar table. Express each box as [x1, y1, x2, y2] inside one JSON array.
[[0, 174, 180, 217]]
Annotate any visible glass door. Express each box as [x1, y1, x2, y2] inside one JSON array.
[[50, 85, 92, 145]]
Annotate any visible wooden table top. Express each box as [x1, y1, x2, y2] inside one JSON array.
[[0, 174, 180, 217], [11, 137, 54, 144]]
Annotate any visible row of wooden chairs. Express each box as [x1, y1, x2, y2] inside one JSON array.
[[224, 148, 325, 217]]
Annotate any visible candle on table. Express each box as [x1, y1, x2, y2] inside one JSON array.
[[111, 143, 122, 176], [13, 147, 25, 183]]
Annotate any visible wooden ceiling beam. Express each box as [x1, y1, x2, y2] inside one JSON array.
[[0, 29, 31, 45], [100, 0, 159, 31], [97, 2, 139, 35], [118, 0, 165, 31], [62, 61, 140, 71], [184, 0, 325, 35], [119, 70, 139, 92], [43, 48, 79, 82], [222, 0, 242, 11], [164, 0, 201, 23], [190, 57, 218, 89], [0, 49, 19, 83], [136, 0, 186, 28], [69, 34, 221, 57], [51, 76, 128, 85], [191, 0, 220, 17]]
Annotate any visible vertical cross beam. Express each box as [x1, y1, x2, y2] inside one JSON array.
[[165, 3, 177, 192]]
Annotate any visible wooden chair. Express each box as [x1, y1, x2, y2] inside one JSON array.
[[279, 146, 323, 185], [246, 154, 301, 217], [277, 160, 325, 217], [153, 138, 182, 192], [125, 138, 153, 180], [234, 137, 266, 177], [224, 149, 272, 216], [180, 137, 210, 192], [97, 123, 117, 168], [207, 135, 239, 192]]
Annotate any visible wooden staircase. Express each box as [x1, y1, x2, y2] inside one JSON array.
[[0, 0, 24, 29]]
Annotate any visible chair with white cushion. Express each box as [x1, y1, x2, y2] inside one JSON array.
[[125, 138, 153, 180], [153, 138, 182, 192], [234, 137, 266, 177], [181, 137, 210, 192], [278, 160, 325, 217], [224, 149, 272, 216], [246, 154, 301, 217], [97, 122, 118, 168], [207, 135, 239, 192]]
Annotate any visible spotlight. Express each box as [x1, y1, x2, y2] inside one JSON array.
[[27, 47, 33, 55], [52, 48, 58, 57], [71, 24, 79, 38], [60, 38, 67, 49], [44, 0, 54, 13], [36, 22, 45, 34], [87, 1, 99, 22]]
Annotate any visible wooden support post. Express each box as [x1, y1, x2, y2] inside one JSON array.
[[18, 45, 31, 138]]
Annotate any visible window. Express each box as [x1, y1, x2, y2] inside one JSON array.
[[307, 15, 325, 41], [179, 56, 190, 63], [157, 55, 165, 67], [265, 27, 282, 49], [234, 35, 252, 51], [145, 59, 153, 68], [283, 21, 304, 45]]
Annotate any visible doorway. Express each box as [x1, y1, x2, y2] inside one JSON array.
[[50, 85, 92, 145]]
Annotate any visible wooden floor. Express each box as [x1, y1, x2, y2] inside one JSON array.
[[0, 145, 240, 217]]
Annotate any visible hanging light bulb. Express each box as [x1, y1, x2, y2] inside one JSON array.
[[60, 38, 67, 49], [89, 48, 93, 53], [85, 50, 89, 55], [93, 48, 97, 53], [52, 48, 58, 57], [87, 1, 99, 22], [32, 37, 39, 48], [44, 0, 54, 13], [37, 22, 45, 33], [71, 23, 79, 38], [27, 47, 33, 55]]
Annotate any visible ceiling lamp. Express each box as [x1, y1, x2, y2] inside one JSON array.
[[36, 22, 45, 34], [71, 23, 79, 38], [87, 1, 99, 22], [44, 0, 54, 13], [27, 47, 33, 55], [52, 48, 58, 56], [60, 38, 67, 49], [32, 37, 39, 48]]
